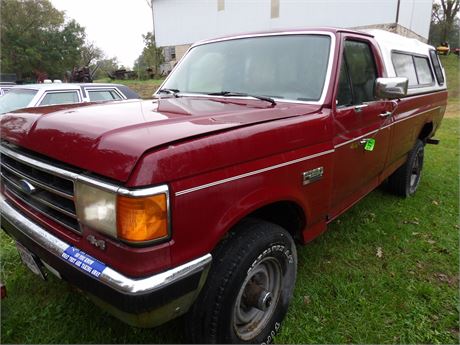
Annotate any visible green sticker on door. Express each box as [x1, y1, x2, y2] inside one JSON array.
[[364, 138, 376, 151]]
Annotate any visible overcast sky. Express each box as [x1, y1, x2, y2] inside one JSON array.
[[51, 0, 153, 68]]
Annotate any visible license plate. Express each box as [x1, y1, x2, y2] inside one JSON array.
[[16, 242, 46, 280]]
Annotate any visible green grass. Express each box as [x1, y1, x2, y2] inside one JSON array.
[[1, 56, 459, 344], [440, 55, 459, 113]]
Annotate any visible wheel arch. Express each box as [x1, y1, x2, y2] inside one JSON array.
[[248, 201, 306, 242], [214, 197, 308, 249]]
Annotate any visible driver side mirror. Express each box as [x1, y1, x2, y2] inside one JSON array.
[[375, 77, 408, 100]]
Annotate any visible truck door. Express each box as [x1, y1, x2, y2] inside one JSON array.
[[330, 36, 393, 216]]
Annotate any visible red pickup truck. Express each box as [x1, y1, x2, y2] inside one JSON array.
[[0, 28, 447, 343]]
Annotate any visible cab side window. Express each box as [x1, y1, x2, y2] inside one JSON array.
[[337, 40, 377, 107], [337, 61, 353, 107]]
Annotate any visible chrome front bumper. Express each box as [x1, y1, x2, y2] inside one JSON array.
[[0, 194, 212, 327]]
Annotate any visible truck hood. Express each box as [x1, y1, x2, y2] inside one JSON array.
[[0, 98, 321, 182]]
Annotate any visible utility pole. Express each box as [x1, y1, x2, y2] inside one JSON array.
[[145, 0, 155, 42], [144, 0, 162, 77]]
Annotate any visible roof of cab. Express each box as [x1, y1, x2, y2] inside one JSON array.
[[193, 27, 373, 46]]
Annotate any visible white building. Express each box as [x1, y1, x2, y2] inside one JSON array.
[[154, 0, 433, 70]]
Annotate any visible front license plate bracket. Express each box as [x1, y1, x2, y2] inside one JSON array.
[[16, 242, 47, 280]]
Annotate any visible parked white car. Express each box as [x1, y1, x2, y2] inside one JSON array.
[[0, 82, 15, 96], [0, 83, 140, 114]]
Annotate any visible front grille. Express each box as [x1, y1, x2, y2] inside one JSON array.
[[0, 145, 80, 233]]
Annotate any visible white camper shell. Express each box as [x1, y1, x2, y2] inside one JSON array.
[[362, 29, 447, 96]]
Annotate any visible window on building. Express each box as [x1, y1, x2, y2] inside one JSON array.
[[271, 0, 279, 18], [171, 46, 176, 60], [217, 0, 224, 11], [392, 52, 434, 87], [40, 91, 79, 106]]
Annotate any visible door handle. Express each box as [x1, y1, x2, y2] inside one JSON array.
[[354, 104, 368, 113], [379, 111, 392, 118]]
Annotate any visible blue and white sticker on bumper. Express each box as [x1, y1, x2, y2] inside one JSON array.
[[61, 246, 106, 279]]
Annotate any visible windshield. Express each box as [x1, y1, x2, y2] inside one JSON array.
[[0, 89, 37, 114], [162, 34, 331, 102]]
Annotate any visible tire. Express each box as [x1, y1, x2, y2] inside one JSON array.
[[186, 218, 297, 344], [388, 139, 424, 197]]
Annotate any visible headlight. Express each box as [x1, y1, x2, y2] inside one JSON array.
[[75, 181, 169, 244], [75, 182, 117, 237]]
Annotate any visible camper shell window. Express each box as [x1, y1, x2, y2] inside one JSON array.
[[429, 49, 445, 86], [391, 51, 434, 88]]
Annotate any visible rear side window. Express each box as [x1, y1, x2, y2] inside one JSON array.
[[40, 91, 79, 106], [87, 89, 122, 101], [392, 52, 434, 87], [429, 50, 445, 85]]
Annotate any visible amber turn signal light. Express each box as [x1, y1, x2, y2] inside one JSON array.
[[116, 193, 168, 242]]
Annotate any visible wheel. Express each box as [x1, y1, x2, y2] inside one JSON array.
[[388, 139, 424, 197], [186, 219, 297, 344]]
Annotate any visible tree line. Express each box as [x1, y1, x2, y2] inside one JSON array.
[[1, 0, 165, 82], [0, 0, 120, 81], [429, 0, 459, 46]]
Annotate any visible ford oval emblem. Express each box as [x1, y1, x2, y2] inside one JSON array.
[[18, 179, 37, 195]]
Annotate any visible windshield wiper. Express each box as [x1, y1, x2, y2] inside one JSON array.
[[208, 91, 276, 105], [157, 88, 180, 97]]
